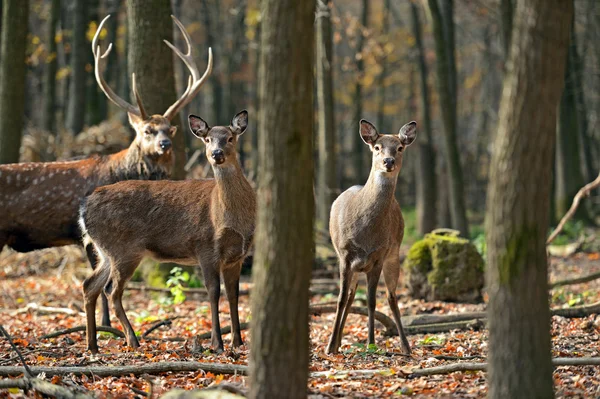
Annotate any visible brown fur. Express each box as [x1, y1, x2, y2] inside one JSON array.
[[325, 119, 417, 355], [81, 111, 255, 354]]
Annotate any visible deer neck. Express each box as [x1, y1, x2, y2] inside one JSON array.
[[212, 160, 253, 208], [356, 169, 398, 216], [102, 142, 172, 182]]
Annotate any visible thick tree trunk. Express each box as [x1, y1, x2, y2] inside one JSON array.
[[248, 0, 315, 397], [426, 0, 469, 236], [0, 0, 29, 164], [349, 0, 369, 185], [555, 20, 590, 223], [43, 0, 60, 134], [126, 0, 185, 179], [485, 1, 573, 398], [410, 2, 436, 235], [66, 0, 87, 135], [316, 0, 336, 227]]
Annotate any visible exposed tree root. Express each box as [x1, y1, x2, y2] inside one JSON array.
[[0, 362, 248, 378], [549, 271, 600, 289]]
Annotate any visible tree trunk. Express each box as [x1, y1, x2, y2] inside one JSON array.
[[376, 0, 389, 133], [500, 0, 513, 60], [43, 0, 60, 134], [97, 0, 120, 123], [316, 0, 336, 227], [66, 0, 88, 135], [0, 0, 29, 164], [426, 0, 469, 236], [201, 0, 223, 125], [249, 0, 315, 397], [86, 0, 104, 127], [555, 18, 590, 223], [410, 2, 436, 235], [126, 0, 185, 179], [348, 0, 369, 185], [485, 1, 573, 398]]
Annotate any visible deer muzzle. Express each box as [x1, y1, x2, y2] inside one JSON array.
[[212, 149, 225, 164], [383, 157, 395, 172]]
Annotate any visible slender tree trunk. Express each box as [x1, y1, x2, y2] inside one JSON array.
[[485, 1, 573, 398], [316, 0, 336, 227], [66, 0, 88, 135], [0, 0, 29, 164], [86, 0, 104, 127], [201, 0, 223, 124], [349, 0, 369, 184], [127, 0, 185, 179], [376, 0, 390, 133], [43, 0, 60, 134], [249, 0, 315, 397], [98, 0, 119, 122], [500, 0, 513, 60], [555, 16, 590, 223], [426, 0, 469, 236], [410, 2, 436, 235]]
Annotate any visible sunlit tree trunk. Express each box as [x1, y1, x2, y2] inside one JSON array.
[[66, 0, 87, 135], [485, 1, 573, 398], [316, 0, 336, 227], [426, 0, 469, 236], [411, 2, 436, 235], [249, 0, 315, 397], [0, 0, 29, 164]]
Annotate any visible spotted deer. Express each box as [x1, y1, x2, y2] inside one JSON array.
[[0, 14, 212, 327], [326, 119, 416, 355], [80, 110, 255, 354]]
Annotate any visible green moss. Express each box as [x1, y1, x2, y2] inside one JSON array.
[[498, 226, 537, 286], [404, 238, 432, 274]]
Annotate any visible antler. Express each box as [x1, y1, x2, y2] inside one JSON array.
[[92, 15, 148, 120], [163, 15, 213, 121]]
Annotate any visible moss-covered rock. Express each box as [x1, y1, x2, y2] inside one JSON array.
[[403, 229, 484, 302]]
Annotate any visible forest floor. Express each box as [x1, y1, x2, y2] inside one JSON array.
[[1, 235, 599, 398]]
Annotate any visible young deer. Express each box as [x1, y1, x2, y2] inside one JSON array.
[[80, 111, 255, 354], [326, 119, 416, 355], [0, 14, 211, 327]]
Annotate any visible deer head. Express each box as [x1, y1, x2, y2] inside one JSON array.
[[360, 119, 417, 174], [188, 110, 248, 167], [92, 14, 213, 158]]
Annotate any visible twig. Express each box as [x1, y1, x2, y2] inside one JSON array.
[[310, 306, 399, 336], [141, 317, 181, 339], [0, 362, 248, 377], [549, 271, 600, 289], [39, 325, 125, 340], [547, 171, 600, 244], [0, 325, 33, 378]]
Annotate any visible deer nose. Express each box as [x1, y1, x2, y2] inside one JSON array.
[[211, 149, 225, 164], [159, 139, 172, 150], [383, 158, 395, 170]]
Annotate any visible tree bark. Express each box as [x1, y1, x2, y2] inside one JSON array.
[[376, 0, 390, 133], [0, 0, 29, 164], [249, 0, 315, 397], [485, 1, 573, 398], [66, 0, 87, 135], [316, 0, 337, 227], [410, 2, 436, 235], [426, 0, 469, 236], [201, 0, 223, 125], [126, 0, 185, 179], [500, 0, 513, 60], [42, 0, 60, 134]]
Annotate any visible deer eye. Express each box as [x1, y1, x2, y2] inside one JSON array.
[[398, 146, 403, 152], [374, 145, 381, 151], [204, 137, 210, 143], [228, 137, 234, 143]]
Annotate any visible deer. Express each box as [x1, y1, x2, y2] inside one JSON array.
[[325, 119, 416, 355], [0, 14, 212, 329], [79, 110, 255, 354]]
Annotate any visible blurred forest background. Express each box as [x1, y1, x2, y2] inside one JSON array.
[[1, 0, 599, 238]]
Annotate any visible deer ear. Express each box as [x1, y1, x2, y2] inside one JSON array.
[[169, 126, 177, 136], [189, 114, 209, 138], [128, 112, 144, 131], [398, 121, 417, 147], [231, 110, 248, 135], [360, 119, 379, 146]]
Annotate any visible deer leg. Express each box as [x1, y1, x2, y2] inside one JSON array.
[[82, 258, 111, 354], [326, 263, 352, 354], [85, 244, 110, 327], [222, 262, 243, 348], [335, 273, 359, 349], [366, 263, 383, 346], [107, 258, 141, 349], [200, 264, 223, 352], [383, 260, 411, 354]]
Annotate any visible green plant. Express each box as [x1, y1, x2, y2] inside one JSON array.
[[549, 220, 584, 245], [166, 267, 190, 305], [472, 233, 487, 257]]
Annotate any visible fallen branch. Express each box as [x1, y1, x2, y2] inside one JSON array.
[[549, 271, 600, 289], [0, 362, 248, 378], [547, 171, 600, 244], [309, 306, 399, 336], [403, 312, 486, 327], [310, 357, 600, 379], [142, 317, 182, 339], [403, 319, 484, 335], [0, 325, 33, 378], [0, 377, 93, 398], [551, 300, 600, 318], [39, 325, 125, 340], [9, 303, 84, 317]]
